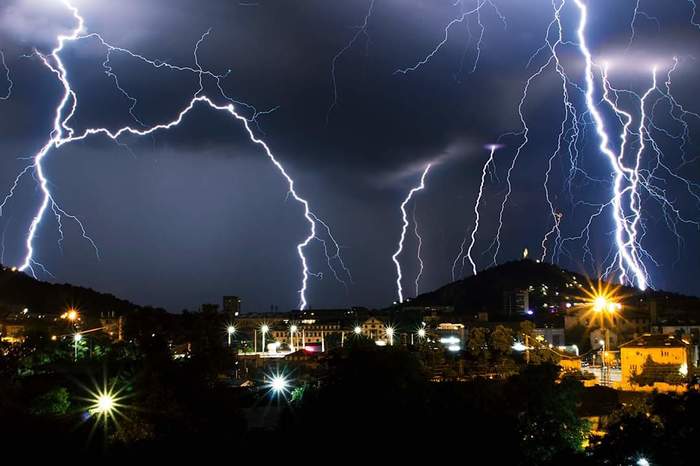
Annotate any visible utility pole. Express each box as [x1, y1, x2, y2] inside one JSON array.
[[525, 334, 530, 364]]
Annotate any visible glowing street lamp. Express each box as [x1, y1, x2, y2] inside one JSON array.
[[94, 393, 115, 415], [265, 371, 292, 399], [85, 381, 128, 429], [61, 308, 79, 322], [417, 328, 426, 339], [584, 283, 623, 386], [385, 326, 395, 346], [290, 324, 298, 351], [637, 458, 650, 466], [270, 375, 288, 393], [353, 325, 362, 335], [227, 325, 236, 347], [73, 333, 82, 361], [261, 324, 269, 352]]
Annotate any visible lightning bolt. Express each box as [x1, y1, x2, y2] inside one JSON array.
[[326, 0, 374, 124], [393, 0, 505, 76], [0, 51, 12, 100], [452, 144, 498, 280], [627, 0, 660, 50], [690, 0, 700, 30], [1, 0, 348, 309], [412, 201, 424, 296], [392, 164, 431, 303], [487, 52, 554, 266], [574, 0, 650, 290]]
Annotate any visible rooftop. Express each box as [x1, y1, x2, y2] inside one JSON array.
[[619, 333, 689, 349]]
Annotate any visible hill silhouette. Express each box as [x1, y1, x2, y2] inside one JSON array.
[[404, 259, 700, 317], [0, 263, 147, 316]]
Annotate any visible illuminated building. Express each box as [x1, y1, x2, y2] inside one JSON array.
[[358, 317, 386, 341], [620, 334, 692, 392]]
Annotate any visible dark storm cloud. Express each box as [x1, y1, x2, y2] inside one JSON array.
[[1, 0, 699, 311]]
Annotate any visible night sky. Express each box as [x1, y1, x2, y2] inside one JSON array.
[[1, 0, 699, 312]]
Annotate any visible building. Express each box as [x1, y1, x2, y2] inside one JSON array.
[[223, 296, 241, 316], [270, 321, 344, 349], [0, 322, 25, 343], [503, 289, 529, 316], [360, 317, 386, 341], [619, 334, 691, 392], [534, 326, 565, 346]]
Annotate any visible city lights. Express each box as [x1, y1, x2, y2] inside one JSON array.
[[61, 308, 79, 321], [264, 370, 292, 399], [385, 326, 395, 346], [93, 394, 115, 415], [353, 326, 362, 335], [417, 328, 426, 338], [227, 325, 236, 346], [261, 324, 269, 352], [73, 333, 82, 361]]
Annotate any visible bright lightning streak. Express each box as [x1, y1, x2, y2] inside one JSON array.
[[573, 0, 648, 290], [0, 51, 12, 100], [690, 1, 700, 30], [466, 145, 498, 275], [392, 164, 431, 303], [412, 201, 424, 296], [451, 144, 499, 279], [4, 0, 347, 309], [326, 0, 374, 124]]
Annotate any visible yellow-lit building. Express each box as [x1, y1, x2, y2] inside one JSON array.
[[619, 334, 691, 392], [0, 323, 25, 343], [360, 317, 386, 341]]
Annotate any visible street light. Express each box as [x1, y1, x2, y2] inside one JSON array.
[[265, 371, 291, 399], [290, 324, 298, 351], [585, 283, 622, 386], [73, 333, 82, 361], [353, 325, 362, 335], [61, 308, 79, 322], [94, 394, 115, 415], [227, 325, 236, 347], [385, 326, 395, 346], [261, 324, 269, 352]]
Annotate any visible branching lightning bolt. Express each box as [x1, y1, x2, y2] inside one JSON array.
[[392, 164, 431, 303], [574, 0, 650, 289], [326, 0, 374, 124], [452, 144, 498, 280], [393, 0, 506, 76]]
